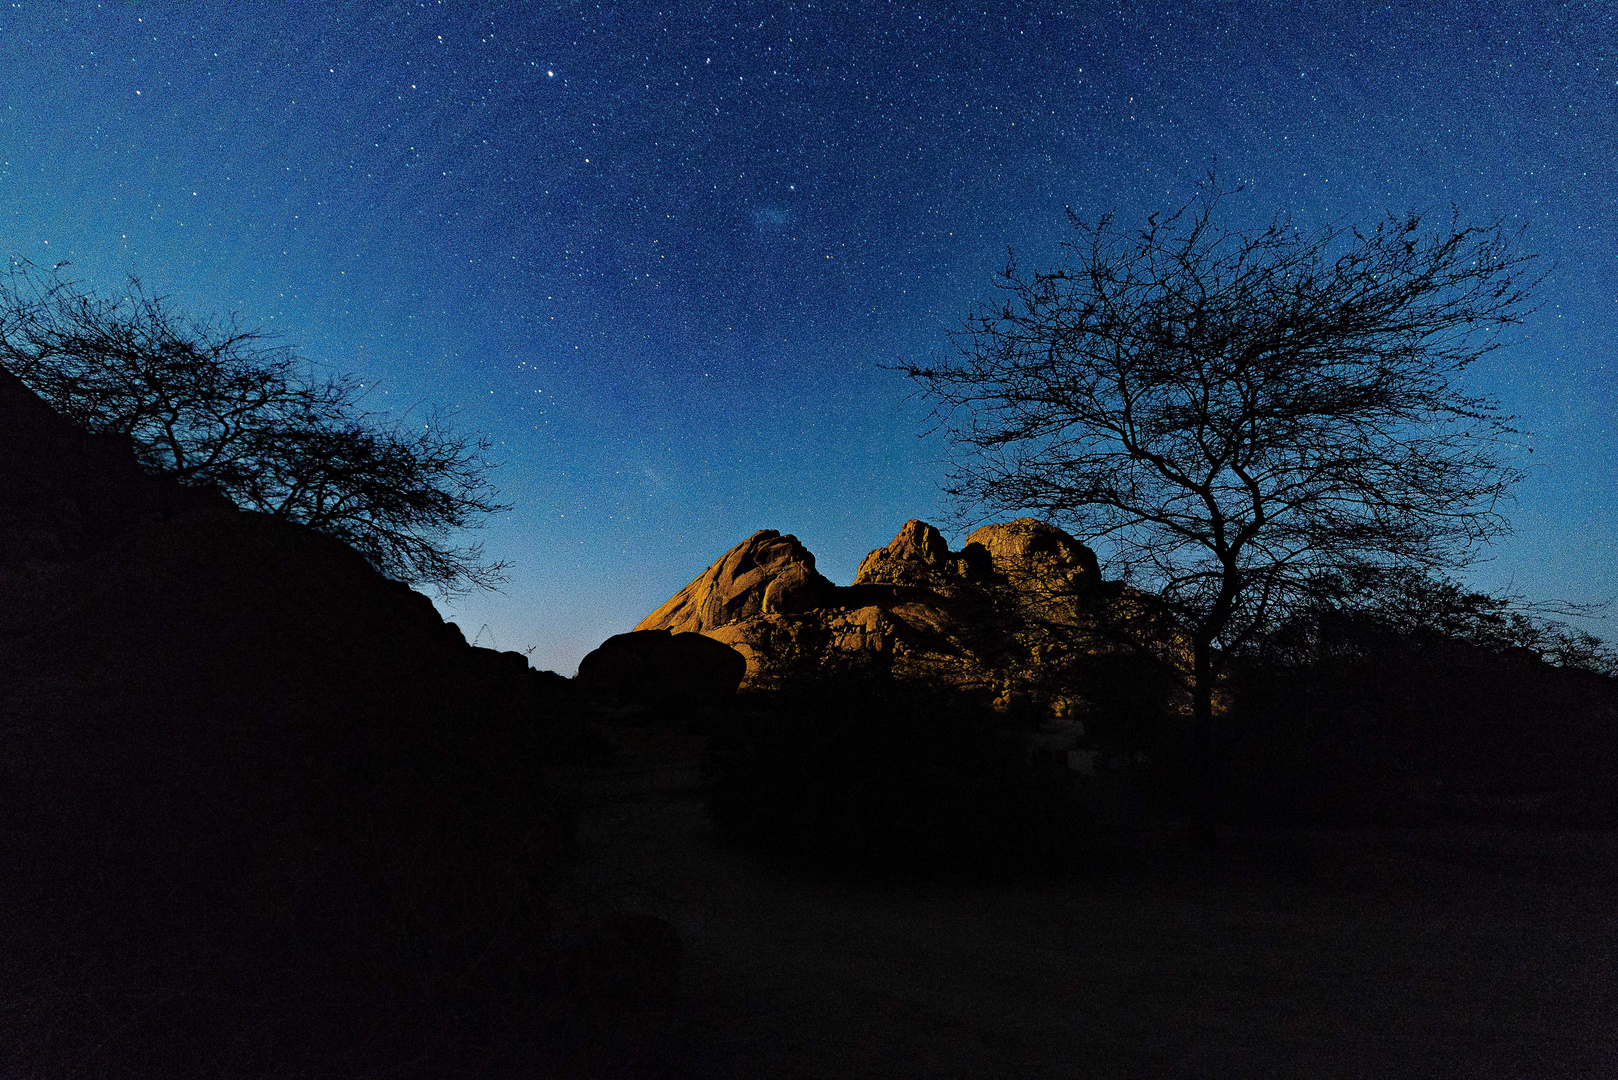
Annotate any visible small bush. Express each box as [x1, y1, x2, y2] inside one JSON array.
[[701, 666, 1097, 879]]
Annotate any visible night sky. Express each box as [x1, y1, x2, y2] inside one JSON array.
[[3, 1, 1613, 672]]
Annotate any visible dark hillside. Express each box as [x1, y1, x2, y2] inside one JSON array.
[[0, 368, 584, 1075]]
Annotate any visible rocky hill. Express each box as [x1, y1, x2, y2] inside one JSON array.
[[623, 517, 1184, 726], [611, 518, 1618, 829]]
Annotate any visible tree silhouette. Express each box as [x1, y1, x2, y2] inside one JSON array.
[[0, 262, 510, 595], [902, 182, 1543, 837]]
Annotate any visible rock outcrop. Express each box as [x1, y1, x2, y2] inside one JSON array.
[[636, 528, 836, 633], [631, 518, 1181, 722], [853, 517, 979, 586], [962, 517, 1102, 590]]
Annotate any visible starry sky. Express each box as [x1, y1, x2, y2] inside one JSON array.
[[2, 1, 1613, 672]]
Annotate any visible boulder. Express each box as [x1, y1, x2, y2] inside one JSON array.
[[576, 627, 747, 709]]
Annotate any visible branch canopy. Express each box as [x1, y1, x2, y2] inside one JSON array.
[[0, 262, 511, 596], [905, 187, 1540, 655]]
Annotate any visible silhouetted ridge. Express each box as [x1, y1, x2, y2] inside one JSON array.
[[0, 369, 586, 1075]]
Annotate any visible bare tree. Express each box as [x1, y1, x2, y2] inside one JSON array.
[[0, 262, 510, 596], [902, 183, 1543, 835]]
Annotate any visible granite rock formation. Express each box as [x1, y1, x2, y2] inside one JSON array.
[[961, 517, 1102, 589], [633, 518, 1181, 724], [636, 528, 837, 633]]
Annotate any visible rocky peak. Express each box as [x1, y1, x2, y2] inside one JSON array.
[[635, 528, 835, 635], [853, 518, 991, 587], [964, 517, 1101, 592]]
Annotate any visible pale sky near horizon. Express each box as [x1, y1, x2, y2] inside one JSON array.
[[2, 1, 1613, 672]]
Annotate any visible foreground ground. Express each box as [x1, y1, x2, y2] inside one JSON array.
[[549, 727, 1618, 1080], [5, 728, 1614, 1077]]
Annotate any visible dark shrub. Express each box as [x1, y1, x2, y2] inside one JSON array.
[[702, 665, 1097, 878], [1219, 629, 1618, 826]]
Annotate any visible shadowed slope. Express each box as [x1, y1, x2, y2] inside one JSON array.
[[0, 368, 578, 1076]]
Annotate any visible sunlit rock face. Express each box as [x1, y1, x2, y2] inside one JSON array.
[[962, 517, 1102, 591], [852, 518, 961, 586], [636, 529, 837, 633], [633, 516, 1181, 721]]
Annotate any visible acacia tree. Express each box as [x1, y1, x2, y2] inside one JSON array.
[[0, 263, 510, 596], [903, 185, 1542, 831]]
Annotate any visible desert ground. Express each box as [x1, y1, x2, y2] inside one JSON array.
[[6, 722, 1614, 1079], [548, 726, 1618, 1080]]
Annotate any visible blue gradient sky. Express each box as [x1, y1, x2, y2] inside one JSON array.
[[3, 1, 1613, 672]]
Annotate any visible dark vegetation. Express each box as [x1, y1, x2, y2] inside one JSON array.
[[902, 179, 1544, 834], [1218, 571, 1618, 826], [699, 596, 1617, 864], [701, 663, 1103, 879]]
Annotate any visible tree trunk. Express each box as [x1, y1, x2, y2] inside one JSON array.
[[1189, 634, 1218, 848]]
